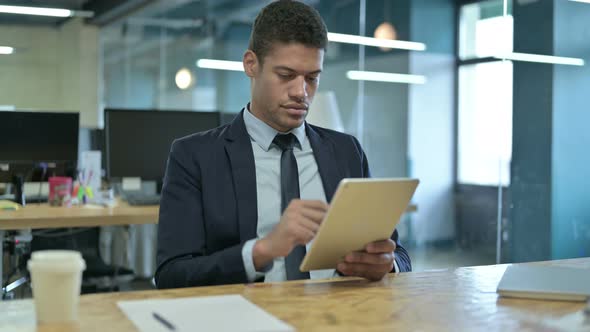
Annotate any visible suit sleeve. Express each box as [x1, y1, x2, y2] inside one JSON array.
[[352, 136, 412, 273], [155, 139, 249, 289]]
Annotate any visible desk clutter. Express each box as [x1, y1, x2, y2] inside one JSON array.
[[0, 200, 20, 211]]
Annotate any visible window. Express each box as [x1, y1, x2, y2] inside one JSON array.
[[458, 60, 512, 186], [457, 0, 513, 186]]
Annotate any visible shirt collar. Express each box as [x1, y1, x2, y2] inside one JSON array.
[[243, 103, 306, 152]]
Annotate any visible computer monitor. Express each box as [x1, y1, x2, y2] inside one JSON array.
[[0, 111, 79, 203], [104, 109, 221, 188]]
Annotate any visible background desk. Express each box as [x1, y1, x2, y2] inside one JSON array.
[[1, 203, 159, 296], [0, 203, 159, 230], [1, 258, 588, 331]]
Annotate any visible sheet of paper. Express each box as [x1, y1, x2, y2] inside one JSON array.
[[121, 177, 142, 191], [0, 299, 36, 332], [117, 294, 294, 332]]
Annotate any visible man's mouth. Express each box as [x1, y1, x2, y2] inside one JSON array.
[[282, 102, 308, 116], [282, 103, 308, 110], [281, 105, 308, 117]]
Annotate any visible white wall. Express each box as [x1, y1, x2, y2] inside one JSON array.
[[408, 52, 456, 244], [0, 26, 61, 110], [0, 18, 100, 128]]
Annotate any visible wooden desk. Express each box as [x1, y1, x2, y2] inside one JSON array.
[[1, 258, 588, 331], [0, 203, 159, 231], [1, 203, 159, 297]]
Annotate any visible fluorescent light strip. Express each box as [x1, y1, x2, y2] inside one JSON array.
[[328, 32, 426, 51], [569, 0, 590, 4], [195, 58, 430, 86], [196, 59, 244, 71], [0, 5, 72, 17], [494, 52, 584, 66], [346, 71, 427, 84], [0, 46, 14, 55]]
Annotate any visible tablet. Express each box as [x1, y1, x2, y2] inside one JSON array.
[[299, 178, 419, 272]]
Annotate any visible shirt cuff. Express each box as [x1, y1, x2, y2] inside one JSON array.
[[241, 238, 272, 282]]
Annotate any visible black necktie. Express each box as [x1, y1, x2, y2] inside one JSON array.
[[273, 133, 310, 280]]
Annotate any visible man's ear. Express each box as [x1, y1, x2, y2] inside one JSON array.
[[243, 50, 259, 78]]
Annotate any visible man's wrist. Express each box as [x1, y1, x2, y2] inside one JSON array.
[[252, 238, 274, 270]]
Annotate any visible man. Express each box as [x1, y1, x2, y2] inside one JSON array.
[[155, 0, 411, 289]]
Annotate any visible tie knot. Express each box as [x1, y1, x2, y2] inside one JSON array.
[[273, 133, 298, 151]]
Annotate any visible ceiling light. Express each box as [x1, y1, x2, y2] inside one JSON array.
[[0, 5, 93, 18], [373, 22, 397, 52], [0, 46, 14, 55], [346, 71, 427, 84], [328, 32, 426, 51], [196, 59, 244, 71], [494, 52, 584, 66], [175, 68, 194, 90], [0, 5, 72, 17]]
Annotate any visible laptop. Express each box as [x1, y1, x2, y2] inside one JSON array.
[[497, 265, 590, 301]]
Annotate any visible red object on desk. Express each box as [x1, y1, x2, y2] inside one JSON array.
[[48, 176, 72, 206]]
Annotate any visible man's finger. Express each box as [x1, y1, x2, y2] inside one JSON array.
[[363, 270, 387, 282], [300, 207, 326, 224], [337, 262, 391, 278], [300, 200, 329, 212], [297, 217, 321, 233], [293, 226, 316, 245], [340, 262, 389, 277], [366, 239, 396, 253], [344, 252, 394, 265]]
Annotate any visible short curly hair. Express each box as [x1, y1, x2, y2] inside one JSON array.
[[248, 0, 328, 65]]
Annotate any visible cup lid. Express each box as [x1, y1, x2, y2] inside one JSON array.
[[28, 250, 86, 273]]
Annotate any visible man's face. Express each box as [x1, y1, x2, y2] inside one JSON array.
[[244, 42, 324, 132]]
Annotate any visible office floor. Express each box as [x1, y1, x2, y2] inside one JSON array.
[[410, 244, 497, 272]]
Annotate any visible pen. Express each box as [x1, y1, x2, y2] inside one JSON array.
[[152, 312, 176, 330]]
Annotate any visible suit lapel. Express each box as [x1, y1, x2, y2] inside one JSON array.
[[224, 110, 258, 243], [306, 124, 343, 203]]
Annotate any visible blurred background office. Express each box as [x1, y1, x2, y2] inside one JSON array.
[[1, 0, 589, 293]]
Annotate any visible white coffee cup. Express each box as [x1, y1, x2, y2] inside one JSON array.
[[27, 250, 86, 324]]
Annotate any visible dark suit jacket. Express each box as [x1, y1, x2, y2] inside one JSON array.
[[155, 110, 411, 289]]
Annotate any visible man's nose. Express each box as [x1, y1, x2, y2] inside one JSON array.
[[289, 76, 307, 102]]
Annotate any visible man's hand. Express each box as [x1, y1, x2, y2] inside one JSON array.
[[253, 199, 328, 270], [336, 239, 396, 281]]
